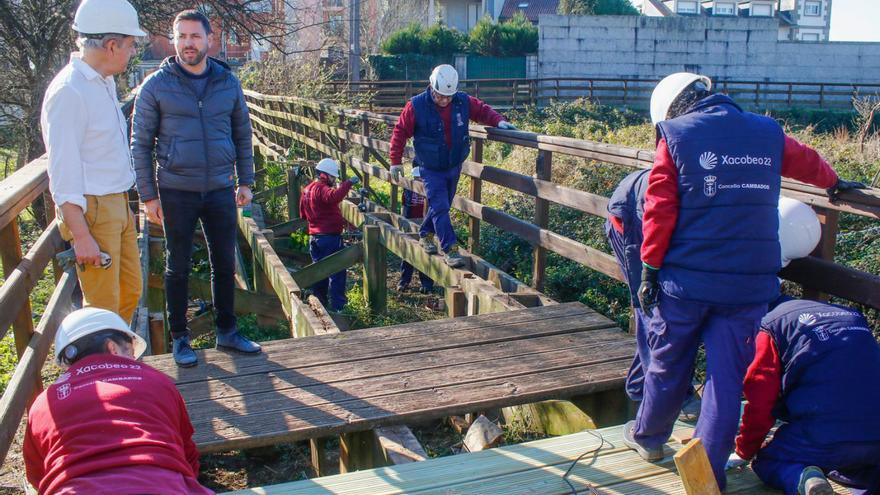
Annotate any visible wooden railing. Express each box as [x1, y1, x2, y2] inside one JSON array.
[[243, 89, 880, 311], [327, 78, 880, 111]]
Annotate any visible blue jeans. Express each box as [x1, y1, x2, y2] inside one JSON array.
[[635, 293, 765, 490], [419, 165, 461, 251], [309, 235, 347, 311], [159, 187, 237, 338], [752, 423, 880, 495]]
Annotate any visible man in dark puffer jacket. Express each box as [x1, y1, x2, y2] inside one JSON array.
[[131, 9, 260, 368]]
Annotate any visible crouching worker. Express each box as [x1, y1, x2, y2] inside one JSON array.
[[735, 297, 880, 495], [24, 308, 213, 494], [398, 167, 435, 294], [300, 158, 360, 311]]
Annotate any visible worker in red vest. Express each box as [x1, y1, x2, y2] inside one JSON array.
[[398, 167, 435, 293]]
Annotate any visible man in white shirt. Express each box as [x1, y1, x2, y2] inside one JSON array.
[[41, 0, 145, 323]]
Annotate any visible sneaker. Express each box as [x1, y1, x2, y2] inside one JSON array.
[[443, 245, 466, 268], [419, 235, 438, 255], [216, 331, 262, 354], [172, 335, 198, 368], [799, 466, 834, 495], [622, 420, 665, 462]]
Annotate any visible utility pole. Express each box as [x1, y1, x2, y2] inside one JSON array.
[[348, 0, 361, 82]]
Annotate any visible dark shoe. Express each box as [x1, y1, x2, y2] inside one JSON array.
[[397, 283, 410, 292], [443, 245, 466, 268], [172, 335, 198, 368], [420, 234, 438, 255], [799, 466, 833, 495], [622, 420, 665, 462], [216, 331, 262, 354]]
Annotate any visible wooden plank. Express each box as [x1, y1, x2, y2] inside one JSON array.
[[674, 438, 721, 495], [0, 270, 76, 466], [269, 218, 307, 237], [0, 222, 64, 341], [803, 207, 838, 302], [147, 273, 285, 320], [468, 139, 483, 253], [0, 157, 49, 231], [0, 219, 36, 357], [290, 243, 363, 291], [362, 225, 387, 315], [780, 256, 880, 310], [532, 150, 552, 291], [374, 425, 427, 465], [234, 244, 251, 291]]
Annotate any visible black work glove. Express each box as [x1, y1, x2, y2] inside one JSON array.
[[826, 178, 866, 202], [637, 264, 661, 314]]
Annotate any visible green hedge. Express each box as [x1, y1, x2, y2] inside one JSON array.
[[368, 54, 452, 81], [381, 15, 537, 59]]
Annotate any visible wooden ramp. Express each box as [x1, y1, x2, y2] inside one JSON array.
[[221, 423, 835, 495], [142, 302, 635, 453]]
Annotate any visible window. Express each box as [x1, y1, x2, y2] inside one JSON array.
[[326, 14, 344, 36], [677, 1, 698, 14], [714, 2, 735, 15], [804, 1, 821, 16], [751, 3, 772, 16], [324, 0, 343, 7], [467, 3, 481, 30], [801, 32, 820, 41]]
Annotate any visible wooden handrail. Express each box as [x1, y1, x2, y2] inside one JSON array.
[[0, 158, 49, 231]]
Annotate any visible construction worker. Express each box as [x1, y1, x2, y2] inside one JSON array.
[[300, 158, 360, 311], [41, 0, 145, 323], [389, 64, 516, 268], [735, 296, 880, 495], [24, 308, 213, 494], [398, 167, 435, 294], [621, 72, 866, 490], [131, 10, 261, 367]]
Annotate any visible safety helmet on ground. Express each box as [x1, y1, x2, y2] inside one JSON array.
[[54, 307, 147, 364], [778, 197, 821, 267], [429, 65, 459, 96], [316, 158, 340, 178], [72, 0, 146, 37], [412, 167, 421, 178], [650, 72, 712, 125]]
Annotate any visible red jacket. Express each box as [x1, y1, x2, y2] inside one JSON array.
[[641, 135, 839, 268], [389, 95, 505, 165], [299, 177, 353, 235], [24, 354, 208, 495], [735, 331, 782, 460]]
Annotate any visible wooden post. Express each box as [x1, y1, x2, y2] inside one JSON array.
[[468, 139, 483, 253], [0, 220, 36, 359], [362, 225, 386, 315], [310, 437, 331, 477], [42, 191, 62, 283], [361, 114, 371, 193], [446, 287, 467, 318], [674, 438, 721, 495], [146, 233, 167, 347], [253, 228, 277, 327], [337, 112, 348, 178], [532, 150, 552, 291], [340, 430, 382, 473], [287, 166, 300, 221], [803, 207, 839, 302]]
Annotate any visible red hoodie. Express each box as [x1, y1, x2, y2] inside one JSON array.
[[299, 177, 354, 235], [24, 354, 210, 495]]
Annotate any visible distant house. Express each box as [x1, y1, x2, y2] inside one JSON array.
[[638, 0, 831, 41], [498, 0, 560, 23], [436, 0, 504, 32]]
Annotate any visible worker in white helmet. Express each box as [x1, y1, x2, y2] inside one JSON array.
[[299, 158, 360, 311], [24, 308, 213, 494], [41, 0, 146, 324], [621, 72, 866, 490], [389, 64, 516, 268]]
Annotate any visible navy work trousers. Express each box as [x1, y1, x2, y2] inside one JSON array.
[[752, 423, 880, 495], [309, 234, 347, 311], [419, 164, 461, 251], [634, 294, 765, 490], [400, 261, 434, 291], [160, 187, 238, 338]]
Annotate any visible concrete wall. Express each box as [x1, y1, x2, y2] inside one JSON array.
[[538, 15, 880, 84]]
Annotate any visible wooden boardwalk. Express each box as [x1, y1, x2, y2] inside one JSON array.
[[222, 423, 804, 495], [142, 302, 635, 453]]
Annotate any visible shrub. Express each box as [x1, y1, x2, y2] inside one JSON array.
[[467, 16, 503, 56], [498, 12, 539, 56], [420, 24, 467, 57], [381, 23, 423, 55]]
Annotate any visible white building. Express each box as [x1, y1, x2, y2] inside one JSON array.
[[638, 0, 832, 41], [437, 0, 505, 32]]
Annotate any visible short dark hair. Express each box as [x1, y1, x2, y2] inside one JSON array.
[[174, 9, 212, 35], [667, 80, 713, 120], [59, 330, 133, 366]]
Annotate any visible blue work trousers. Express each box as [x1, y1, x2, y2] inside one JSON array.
[[400, 261, 434, 291], [418, 165, 461, 251], [752, 423, 880, 495], [308, 234, 347, 311], [635, 293, 765, 490]]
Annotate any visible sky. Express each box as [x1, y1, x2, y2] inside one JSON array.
[[828, 0, 879, 42]]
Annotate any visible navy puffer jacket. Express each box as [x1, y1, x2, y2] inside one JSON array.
[[131, 57, 254, 201]]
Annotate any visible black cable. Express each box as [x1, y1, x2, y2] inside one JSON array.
[[562, 429, 608, 495]]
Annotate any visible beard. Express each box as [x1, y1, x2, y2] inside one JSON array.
[[179, 46, 208, 66]]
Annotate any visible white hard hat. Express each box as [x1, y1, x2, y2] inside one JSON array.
[[429, 65, 459, 96], [778, 197, 821, 267], [73, 0, 146, 37], [54, 307, 147, 364], [412, 167, 421, 178], [316, 158, 340, 178], [650, 72, 712, 125]]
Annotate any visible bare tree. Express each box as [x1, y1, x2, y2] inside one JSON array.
[[853, 93, 880, 153]]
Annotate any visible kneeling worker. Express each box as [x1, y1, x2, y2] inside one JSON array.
[[24, 308, 212, 494], [300, 158, 360, 311]]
